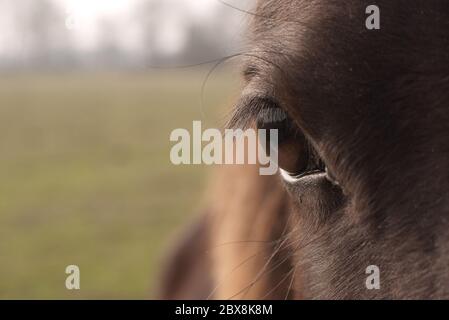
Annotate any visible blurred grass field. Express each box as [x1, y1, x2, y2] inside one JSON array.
[[0, 70, 238, 299]]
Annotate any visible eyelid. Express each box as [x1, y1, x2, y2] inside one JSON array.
[[228, 94, 281, 129]]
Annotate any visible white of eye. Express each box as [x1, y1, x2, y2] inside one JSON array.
[[325, 166, 340, 186], [280, 167, 340, 185], [279, 168, 301, 183]]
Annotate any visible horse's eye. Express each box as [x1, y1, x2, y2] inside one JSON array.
[[255, 103, 326, 181], [230, 94, 340, 185]]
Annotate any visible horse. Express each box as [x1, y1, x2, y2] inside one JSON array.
[[160, 0, 449, 299]]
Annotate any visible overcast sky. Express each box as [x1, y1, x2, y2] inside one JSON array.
[[60, 0, 222, 52], [0, 0, 254, 65]]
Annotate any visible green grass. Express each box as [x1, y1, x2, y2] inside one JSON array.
[[0, 70, 239, 299]]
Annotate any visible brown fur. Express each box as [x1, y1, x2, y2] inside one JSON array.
[[159, 164, 293, 299], [207, 164, 292, 299]]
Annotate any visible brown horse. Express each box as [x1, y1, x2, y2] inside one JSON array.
[[160, 0, 449, 299]]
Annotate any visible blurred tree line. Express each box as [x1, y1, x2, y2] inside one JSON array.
[[0, 0, 248, 71]]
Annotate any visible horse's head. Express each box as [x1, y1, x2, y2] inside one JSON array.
[[232, 0, 449, 298]]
